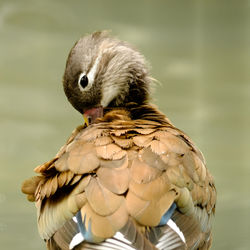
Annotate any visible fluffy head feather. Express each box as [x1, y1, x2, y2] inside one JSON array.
[[63, 31, 151, 113]]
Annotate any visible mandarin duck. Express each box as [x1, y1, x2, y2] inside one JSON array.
[[22, 31, 216, 250]]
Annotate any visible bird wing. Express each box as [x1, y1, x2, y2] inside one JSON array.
[[22, 110, 216, 249]]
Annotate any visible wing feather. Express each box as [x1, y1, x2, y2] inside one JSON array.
[[21, 109, 216, 249]]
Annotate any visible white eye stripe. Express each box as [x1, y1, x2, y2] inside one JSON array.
[[78, 53, 102, 92], [87, 54, 102, 84]]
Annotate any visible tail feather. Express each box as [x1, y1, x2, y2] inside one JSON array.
[[120, 219, 157, 250], [155, 225, 186, 250], [47, 216, 187, 250], [149, 221, 186, 250], [47, 218, 79, 250], [171, 208, 211, 249]]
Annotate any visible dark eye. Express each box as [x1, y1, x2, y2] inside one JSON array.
[[79, 74, 88, 89]]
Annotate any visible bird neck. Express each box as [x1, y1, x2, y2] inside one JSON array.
[[102, 103, 172, 126], [127, 103, 172, 125], [107, 76, 150, 109]]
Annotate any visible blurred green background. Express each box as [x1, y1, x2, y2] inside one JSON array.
[[0, 0, 249, 249]]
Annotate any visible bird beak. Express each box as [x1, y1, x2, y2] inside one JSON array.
[[83, 114, 90, 127], [83, 106, 104, 126]]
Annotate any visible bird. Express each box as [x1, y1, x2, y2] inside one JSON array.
[[22, 31, 216, 250]]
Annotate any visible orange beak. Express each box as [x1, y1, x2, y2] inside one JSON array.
[[83, 114, 89, 127], [83, 107, 103, 126]]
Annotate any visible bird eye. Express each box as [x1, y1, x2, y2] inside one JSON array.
[[78, 74, 89, 89]]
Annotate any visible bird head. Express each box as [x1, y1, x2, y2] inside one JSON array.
[[63, 31, 151, 123]]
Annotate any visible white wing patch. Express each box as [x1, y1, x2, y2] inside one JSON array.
[[72, 216, 77, 223], [167, 219, 186, 243], [113, 232, 133, 245], [69, 232, 85, 249]]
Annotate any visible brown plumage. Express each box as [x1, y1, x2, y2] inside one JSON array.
[[22, 31, 216, 250]]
